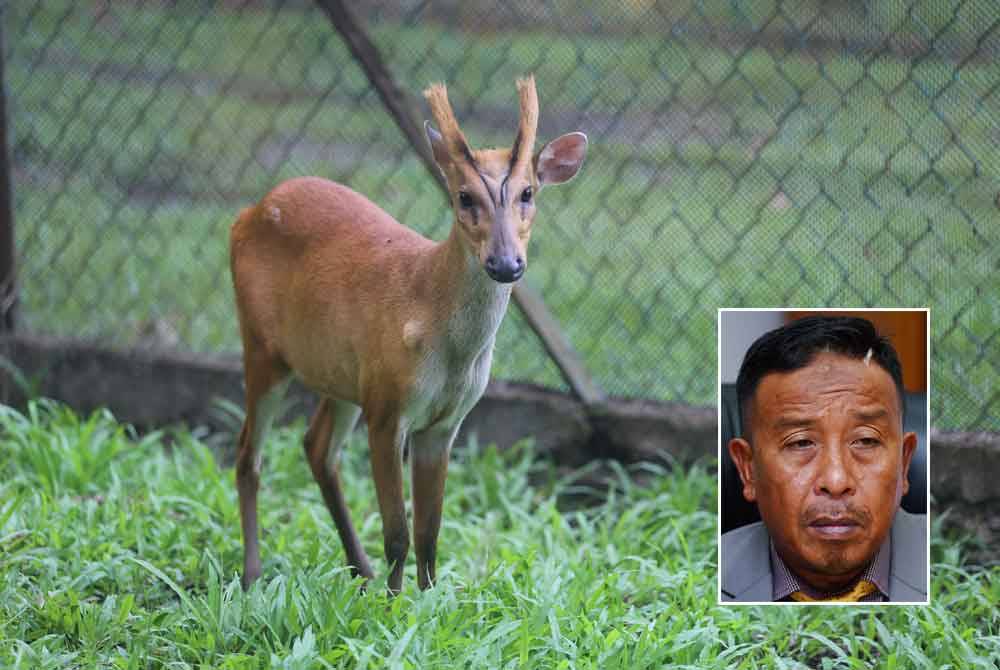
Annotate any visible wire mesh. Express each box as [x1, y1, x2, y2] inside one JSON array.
[[4, 0, 998, 430]]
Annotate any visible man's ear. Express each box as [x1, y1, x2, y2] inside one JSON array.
[[535, 132, 587, 189], [728, 438, 757, 503], [425, 121, 451, 177], [900, 431, 918, 495]]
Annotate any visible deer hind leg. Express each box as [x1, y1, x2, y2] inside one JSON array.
[[236, 343, 290, 590], [303, 397, 373, 580], [410, 425, 459, 590]]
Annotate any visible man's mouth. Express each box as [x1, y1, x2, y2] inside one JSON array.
[[807, 516, 863, 539]]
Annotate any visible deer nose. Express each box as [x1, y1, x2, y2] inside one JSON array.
[[484, 254, 525, 283]]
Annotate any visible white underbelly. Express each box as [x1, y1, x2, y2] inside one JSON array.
[[403, 345, 493, 435]]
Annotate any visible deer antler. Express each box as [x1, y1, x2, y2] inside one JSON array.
[[423, 83, 472, 163], [511, 75, 538, 172]]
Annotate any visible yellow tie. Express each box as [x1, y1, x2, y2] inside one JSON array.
[[789, 579, 880, 602]]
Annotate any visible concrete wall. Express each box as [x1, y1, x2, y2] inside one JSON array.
[[3, 333, 998, 539], [0, 333, 716, 468]]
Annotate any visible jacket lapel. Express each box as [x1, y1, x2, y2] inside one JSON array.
[[721, 522, 773, 601], [888, 509, 928, 602]]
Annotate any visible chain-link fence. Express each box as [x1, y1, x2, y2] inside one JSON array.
[[4, 0, 998, 430]]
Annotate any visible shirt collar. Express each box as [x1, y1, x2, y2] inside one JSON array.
[[770, 534, 892, 602]]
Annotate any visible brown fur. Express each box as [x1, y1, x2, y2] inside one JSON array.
[[231, 77, 587, 594], [230, 176, 495, 593], [232, 177, 447, 408]]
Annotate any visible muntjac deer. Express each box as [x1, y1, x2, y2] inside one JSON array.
[[230, 76, 587, 593]]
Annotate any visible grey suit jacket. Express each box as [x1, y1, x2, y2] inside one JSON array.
[[720, 509, 927, 602]]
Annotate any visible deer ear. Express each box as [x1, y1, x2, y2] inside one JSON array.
[[425, 121, 451, 173], [535, 132, 587, 188]]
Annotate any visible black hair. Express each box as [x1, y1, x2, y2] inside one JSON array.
[[736, 315, 905, 436]]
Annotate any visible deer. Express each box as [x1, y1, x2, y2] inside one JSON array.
[[229, 75, 587, 593]]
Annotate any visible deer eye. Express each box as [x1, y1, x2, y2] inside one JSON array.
[[520, 187, 533, 203], [459, 191, 474, 209]]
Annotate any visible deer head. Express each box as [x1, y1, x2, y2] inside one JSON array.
[[424, 76, 587, 283]]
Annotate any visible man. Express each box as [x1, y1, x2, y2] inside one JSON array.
[[721, 316, 927, 603]]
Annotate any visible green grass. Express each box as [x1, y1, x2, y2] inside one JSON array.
[[5, 1, 1000, 429], [1, 401, 999, 668]]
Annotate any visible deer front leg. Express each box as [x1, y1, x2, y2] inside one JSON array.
[[367, 415, 409, 595], [303, 398, 372, 581], [410, 425, 458, 590]]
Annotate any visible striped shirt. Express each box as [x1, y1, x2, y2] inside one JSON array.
[[771, 536, 891, 602]]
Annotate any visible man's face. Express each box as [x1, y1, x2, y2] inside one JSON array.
[[729, 352, 917, 592]]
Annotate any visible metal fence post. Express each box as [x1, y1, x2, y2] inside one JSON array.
[[0, 19, 16, 332]]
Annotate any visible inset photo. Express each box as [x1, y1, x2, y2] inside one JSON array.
[[717, 309, 929, 604]]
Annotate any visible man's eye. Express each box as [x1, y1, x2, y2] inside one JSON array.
[[854, 437, 881, 448], [788, 439, 814, 449], [459, 192, 474, 208]]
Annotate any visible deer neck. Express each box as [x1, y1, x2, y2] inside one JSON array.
[[430, 223, 512, 357]]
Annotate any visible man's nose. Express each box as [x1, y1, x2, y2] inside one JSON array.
[[815, 443, 856, 497]]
